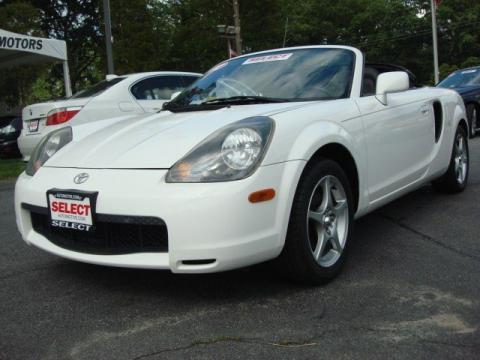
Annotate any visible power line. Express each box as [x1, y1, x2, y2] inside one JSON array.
[[354, 19, 480, 48]]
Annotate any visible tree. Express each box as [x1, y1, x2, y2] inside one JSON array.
[[0, 1, 46, 106], [30, 0, 103, 92]]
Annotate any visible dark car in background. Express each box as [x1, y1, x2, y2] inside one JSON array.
[[0, 116, 22, 158], [437, 66, 480, 138]]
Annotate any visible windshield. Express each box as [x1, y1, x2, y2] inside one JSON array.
[[438, 68, 480, 88], [70, 77, 126, 99], [168, 48, 355, 109]]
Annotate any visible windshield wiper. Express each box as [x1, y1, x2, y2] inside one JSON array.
[[162, 96, 291, 113], [162, 101, 226, 113], [200, 96, 291, 105]]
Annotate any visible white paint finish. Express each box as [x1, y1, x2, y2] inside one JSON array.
[[18, 71, 202, 159], [14, 45, 468, 272], [375, 71, 410, 105], [135, 99, 166, 112], [46, 102, 311, 169], [15, 161, 303, 272], [357, 88, 436, 202]]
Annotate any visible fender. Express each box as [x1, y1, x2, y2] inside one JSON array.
[[443, 93, 468, 169], [285, 119, 369, 217]]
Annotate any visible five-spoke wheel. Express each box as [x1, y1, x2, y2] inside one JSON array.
[[433, 124, 469, 193], [454, 133, 468, 185], [281, 159, 353, 284], [307, 175, 349, 268]]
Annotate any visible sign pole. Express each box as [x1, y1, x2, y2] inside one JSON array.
[[233, 0, 242, 54], [431, 0, 440, 84], [62, 61, 72, 97], [103, 0, 114, 75]]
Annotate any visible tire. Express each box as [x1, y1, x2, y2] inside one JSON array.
[[466, 104, 478, 138], [280, 159, 354, 284], [432, 125, 469, 193]]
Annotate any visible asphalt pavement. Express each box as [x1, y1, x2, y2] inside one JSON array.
[[1, 139, 479, 360]]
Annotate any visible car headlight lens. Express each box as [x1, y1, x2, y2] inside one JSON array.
[[166, 117, 274, 182], [26, 127, 72, 176], [221, 128, 263, 170]]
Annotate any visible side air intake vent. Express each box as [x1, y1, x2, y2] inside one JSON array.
[[433, 101, 443, 143]]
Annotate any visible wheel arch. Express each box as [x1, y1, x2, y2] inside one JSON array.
[[284, 121, 365, 214], [306, 143, 360, 212], [458, 117, 469, 134], [451, 94, 469, 135], [464, 101, 479, 131]]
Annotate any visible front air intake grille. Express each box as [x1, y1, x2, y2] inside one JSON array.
[[24, 204, 168, 255]]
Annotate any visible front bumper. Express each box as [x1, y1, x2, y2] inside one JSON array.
[[15, 161, 304, 273]]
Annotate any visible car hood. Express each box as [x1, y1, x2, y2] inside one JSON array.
[[452, 85, 480, 96], [46, 102, 313, 169]]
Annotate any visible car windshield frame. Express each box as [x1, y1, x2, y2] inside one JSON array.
[[166, 47, 356, 111], [438, 68, 480, 88]]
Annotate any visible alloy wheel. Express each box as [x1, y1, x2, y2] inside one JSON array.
[[307, 175, 349, 268], [472, 107, 478, 136], [454, 133, 468, 184]]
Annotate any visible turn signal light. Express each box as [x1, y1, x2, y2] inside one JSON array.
[[248, 188, 275, 203], [46, 107, 82, 126]]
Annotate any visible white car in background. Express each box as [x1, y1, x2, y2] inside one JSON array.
[[18, 71, 202, 160]]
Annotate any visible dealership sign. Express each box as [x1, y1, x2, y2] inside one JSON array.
[[0, 36, 43, 51], [0, 28, 71, 96], [0, 29, 68, 63]]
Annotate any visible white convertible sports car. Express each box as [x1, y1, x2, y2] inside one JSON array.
[[15, 46, 469, 283]]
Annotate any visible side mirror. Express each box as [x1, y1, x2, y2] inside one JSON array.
[[376, 71, 409, 105], [170, 91, 181, 100]]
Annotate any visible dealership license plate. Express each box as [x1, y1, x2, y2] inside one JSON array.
[[47, 190, 98, 232], [28, 120, 39, 133]]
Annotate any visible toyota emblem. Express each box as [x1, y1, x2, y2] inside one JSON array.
[[74, 173, 89, 184]]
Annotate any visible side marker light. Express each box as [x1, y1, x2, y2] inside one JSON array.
[[248, 188, 276, 203]]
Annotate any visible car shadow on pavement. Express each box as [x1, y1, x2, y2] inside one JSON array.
[[47, 181, 477, 302]]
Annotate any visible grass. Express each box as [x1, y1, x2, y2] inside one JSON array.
[[0, 158, 26, 180]]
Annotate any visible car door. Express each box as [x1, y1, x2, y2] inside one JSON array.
[[357, 89, 435, 203], [131, 75, 199, 112]]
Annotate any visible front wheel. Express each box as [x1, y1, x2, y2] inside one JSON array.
[[432, 125, 469, 193], [280, 159, 354, 284]]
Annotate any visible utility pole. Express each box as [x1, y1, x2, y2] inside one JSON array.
[[233, 0, 242, 55], [282, 17, 289, 47], [103, 0, 114, 75], [431, 0, 439, 84]]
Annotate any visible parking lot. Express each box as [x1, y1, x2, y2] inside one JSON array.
[[0, 139, 478, 360]]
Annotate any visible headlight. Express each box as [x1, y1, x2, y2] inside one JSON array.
[[166, 117, 274, 182], [26, 127, 72, 176]]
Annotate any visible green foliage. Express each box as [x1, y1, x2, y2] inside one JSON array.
[[0, 1, 42, 35], [0, 159, 25, 180], [1, 0, 480, 105], [0, 1, 46, 106]]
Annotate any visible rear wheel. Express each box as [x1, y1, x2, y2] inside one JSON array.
[[466, 104, 478, 138], [281, 159, 354, 284], [432, 125, 469, 193]]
